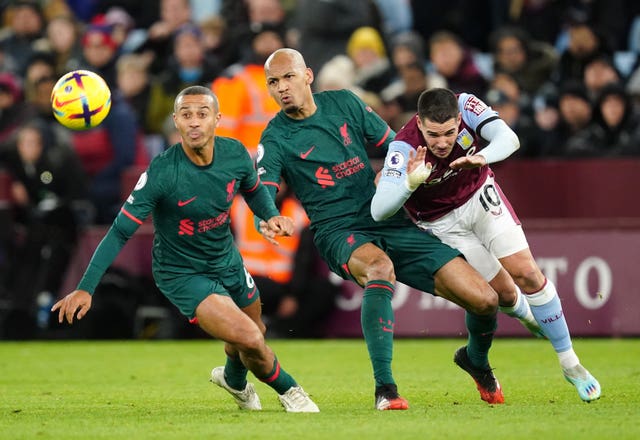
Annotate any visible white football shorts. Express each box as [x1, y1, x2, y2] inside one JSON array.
[[416, 174, 529, 281]]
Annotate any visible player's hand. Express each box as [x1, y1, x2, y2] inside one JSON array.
[[260, 216, 295, 245], [406, 146, 432, 191], [51, 290, 92, 325], [450, 154, 487, 170]]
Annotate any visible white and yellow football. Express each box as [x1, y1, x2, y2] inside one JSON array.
[[51, 70, 111, 130]]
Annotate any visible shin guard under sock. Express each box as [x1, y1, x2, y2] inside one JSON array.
[[361, 280, 396, 387]]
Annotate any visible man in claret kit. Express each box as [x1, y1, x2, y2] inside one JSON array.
[[371, 87, 601, 402]]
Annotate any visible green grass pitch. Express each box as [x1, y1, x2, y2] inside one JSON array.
[[1, 338, 638, 439]]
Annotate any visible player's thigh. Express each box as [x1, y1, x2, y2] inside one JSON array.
[[471, 177, 529, 259], [433, 256, 497, 314], [155, 263, 260, 319], [314, 229, 392, 285], [155, 272, 225, 320], [220, 263, 266, 332], [196, 293, 263, 345], [427, 217, 502, 282], [499, 247, 545, 291], [384, 226, 462, 294], [348, 242, 395, 285]]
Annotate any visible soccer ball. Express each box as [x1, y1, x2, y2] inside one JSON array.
[[51, 70, 111, 130]]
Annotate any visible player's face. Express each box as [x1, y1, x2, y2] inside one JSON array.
[[173, 94, 220, 152], [417, 114, 461, 159], [265, 54, 313, 119]]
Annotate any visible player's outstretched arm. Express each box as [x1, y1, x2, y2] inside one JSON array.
[[371, 142, 432, 221], [451, 118, 519, 169], [51, 290, 92, 324]]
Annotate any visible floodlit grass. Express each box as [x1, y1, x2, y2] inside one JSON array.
[[0, 338, 638, 439]]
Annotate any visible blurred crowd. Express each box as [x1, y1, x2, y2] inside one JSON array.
[[1, 0, 640, 338]]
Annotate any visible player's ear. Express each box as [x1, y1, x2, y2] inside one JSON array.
[[305, 67, 314, 86]]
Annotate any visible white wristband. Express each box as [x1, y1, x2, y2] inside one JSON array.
[[405, 162, 432, 191]]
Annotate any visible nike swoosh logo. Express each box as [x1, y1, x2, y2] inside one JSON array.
[[178, 196, 197, 207], [247, 288, 256, 299], [300, 146, 315, 159], [53, 96, 82, 107]]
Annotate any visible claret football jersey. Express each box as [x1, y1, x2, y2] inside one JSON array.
[[392, 92, 499, 221]]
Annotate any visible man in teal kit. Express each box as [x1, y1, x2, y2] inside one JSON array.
[[52, 86, 319, 413], [257, 48, 504, 409]]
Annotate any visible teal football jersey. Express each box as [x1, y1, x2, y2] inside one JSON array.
[[125, 137, 277, 271], [257, 89, 399, 233], [77, 137, 278, 293]]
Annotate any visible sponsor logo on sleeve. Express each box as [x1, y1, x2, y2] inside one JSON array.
[[386, 151, 405, 169], [256, 144, 264, 163], [383, 169, 402, 178], [463, 95, 488, 115], [134, 171, 148, 191], [456, 129, 474, 150]]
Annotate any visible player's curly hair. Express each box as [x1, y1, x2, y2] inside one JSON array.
[[417, 88, 458, 123]]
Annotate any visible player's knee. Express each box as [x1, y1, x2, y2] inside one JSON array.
[[471, 288, 499, 316], [365, 253, 395, 281], [237, 329, 265, 354], [511, 266, 544, 292], [497, 287, 518, 308]]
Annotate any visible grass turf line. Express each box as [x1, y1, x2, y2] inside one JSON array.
[[0, 339, 638, 439]]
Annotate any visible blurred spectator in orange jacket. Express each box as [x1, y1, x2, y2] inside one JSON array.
[[211, 22, 285, 156]]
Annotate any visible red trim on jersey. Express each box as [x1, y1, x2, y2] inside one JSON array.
[[189, 317, 199, 325], [341, 263, 351, 276], [263, 181, 281, 191], [247, 285, 257, 300], [120, 207, 143, 224], [261, 361, 281, 383], [245, 177, 261, 193], [366, 283, 395, 293], [375, 126, 392, 147]]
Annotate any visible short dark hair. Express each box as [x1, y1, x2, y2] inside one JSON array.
[[417, 88, 458, 123], [174, 86, 218, 112]]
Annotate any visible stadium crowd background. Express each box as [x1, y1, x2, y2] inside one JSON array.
[[0, 0, 639, 339]]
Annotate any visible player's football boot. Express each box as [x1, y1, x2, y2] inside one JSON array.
[[278, 386, 320, 412], [563, 364, 601, 402], [210, 366, 262, 410], [374, 383, 409, 410], [454, 346, 505, 404]]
